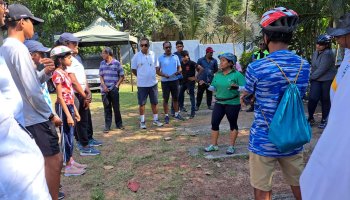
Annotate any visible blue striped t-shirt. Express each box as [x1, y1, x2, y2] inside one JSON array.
[[245, 50, 310, 157], [99, 59, 124, 93]]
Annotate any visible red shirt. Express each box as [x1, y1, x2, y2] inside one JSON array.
[[52, 68, 74, 105]]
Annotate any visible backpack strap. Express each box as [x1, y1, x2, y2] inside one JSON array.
[[266, 57, 304, 84], [259, 57, 304, 128]]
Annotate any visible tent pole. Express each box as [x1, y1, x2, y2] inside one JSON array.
[[128, 40, 133, 92]]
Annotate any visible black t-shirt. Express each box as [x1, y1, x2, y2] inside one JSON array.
[[181, 60, 197, 81]]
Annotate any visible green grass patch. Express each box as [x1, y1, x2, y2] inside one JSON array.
[[90, 187, 105, 200]]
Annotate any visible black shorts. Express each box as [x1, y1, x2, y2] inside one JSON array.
[[161, 80, 179, 103], [137, 84, 159, 106], [26, 120, 60, 157]]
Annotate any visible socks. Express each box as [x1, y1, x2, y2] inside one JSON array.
[[140, 115, 145, 122], [175, 112, 179, 117], [153, 114, 158, 121]]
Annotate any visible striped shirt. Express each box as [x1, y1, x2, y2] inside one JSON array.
[[245, 50, 310, 157], [99, 59, 124, 93]]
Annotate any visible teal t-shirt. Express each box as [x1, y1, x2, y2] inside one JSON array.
[[211, 69, 246, 105]]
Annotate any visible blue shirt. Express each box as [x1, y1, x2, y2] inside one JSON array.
[[245, 50, 310, 157], [197, 57, 218, 83], [158, 54, 180, 82], [99, 58, 124, 93]]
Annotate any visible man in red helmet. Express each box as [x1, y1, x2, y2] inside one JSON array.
[[242, 7, 310, 200]]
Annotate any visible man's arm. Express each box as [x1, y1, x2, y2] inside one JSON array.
[[116, 63, 125, 88], [196, 64, 204, 79], [213, 60, 218, 73], [132, 69, 137, 76], [131, 54, 138, 76], [116, 75, 125, 88], [37, 58, 56, 84]]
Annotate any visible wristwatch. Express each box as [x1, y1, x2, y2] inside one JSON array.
[[49, 113, 55, 120]]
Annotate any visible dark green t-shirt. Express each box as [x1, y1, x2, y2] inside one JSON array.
[[211, 69, 246, 105]]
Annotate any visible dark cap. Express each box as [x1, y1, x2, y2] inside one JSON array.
[[24, 40, 50, 53], [7, 4, 44, 25], [206, 47, 215, 53], [327, 13, 350, 37], [58, 32, 81, 43]]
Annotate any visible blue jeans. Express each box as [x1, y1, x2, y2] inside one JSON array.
[[102, 87, 123, 129], [179, 81, 196, 113], [56, 103, 75, 164]]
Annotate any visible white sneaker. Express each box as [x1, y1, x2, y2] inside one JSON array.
[[140, 122, 147, 129], [152, 120, 163, 127], [64, 165, 86, 177]]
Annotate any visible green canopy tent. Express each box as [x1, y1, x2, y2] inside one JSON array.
[[73, 16, 138, 47]]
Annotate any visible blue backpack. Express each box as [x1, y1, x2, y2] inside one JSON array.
[[263, 58, 312, 153]]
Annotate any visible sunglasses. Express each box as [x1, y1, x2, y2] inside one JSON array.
[[140, 44, 149, 47]]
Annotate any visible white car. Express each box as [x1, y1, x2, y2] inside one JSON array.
[[82, 55, 102, 92], [85, 69, 100, 91]]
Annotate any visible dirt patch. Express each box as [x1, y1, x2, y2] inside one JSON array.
[[61, 94, 324, 200]]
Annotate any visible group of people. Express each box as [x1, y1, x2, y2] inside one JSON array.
[[2, 2, 350, 200], [131, 39, 222, 128], [0, 3, 104, 200]]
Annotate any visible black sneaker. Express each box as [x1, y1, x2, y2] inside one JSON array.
[[208, 106, 213, 110], [116, 125, 125, 130], [58, 191, 65, 200], [195, 106, 199, 111], [189, 112, 195, 119], [318, 119, 327, 129]]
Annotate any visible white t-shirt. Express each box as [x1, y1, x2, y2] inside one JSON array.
[[66, 56, 87, 91], [131, 50, 158, 87], [330, 48, 350, 101], [0, 93, 51, 200], [300, 64, 350, 200]]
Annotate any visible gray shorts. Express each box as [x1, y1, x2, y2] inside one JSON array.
[[137, 84, 158, 106]]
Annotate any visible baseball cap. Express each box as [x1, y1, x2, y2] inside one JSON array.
[[327, 13, 350, 37], [218, 52, 237, 64], [206, 47, 215, 53], [58, 32, 81, 43], [24, 40, 51, 53], [6, 4, 44, 25]]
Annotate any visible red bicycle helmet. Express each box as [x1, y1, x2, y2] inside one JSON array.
[[260, 7, 299, 33]]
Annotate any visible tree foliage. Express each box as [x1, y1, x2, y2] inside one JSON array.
[[251, 0, 350, 60]]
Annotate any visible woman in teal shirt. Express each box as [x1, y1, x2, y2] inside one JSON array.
[[205, 53, 246, 154]]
